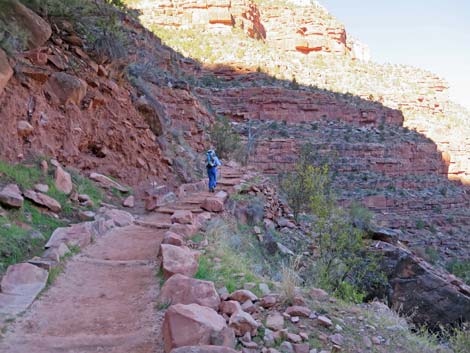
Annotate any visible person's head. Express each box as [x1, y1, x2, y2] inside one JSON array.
[[207, 149, 215, 157]]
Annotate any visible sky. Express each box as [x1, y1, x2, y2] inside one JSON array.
[[319, 0, 470, 109]]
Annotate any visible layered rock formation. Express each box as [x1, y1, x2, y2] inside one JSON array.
[[129, 0, 370, 60]]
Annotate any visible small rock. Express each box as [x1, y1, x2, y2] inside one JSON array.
[[279, 341, 294, 353], [317, 315, 333, 328], [293, 344, 310, 353], [266, 311, 284, 331], [17, 120, 34, 138], [264, 328, 275, 347], [171, 210, 193, 224], [291, 316, 300, 323], [78, 210, 95, 221], [309, 287, 329, 300], [220, 300, 242, 316], [287, 333, 302, 344], [162, 231, 184, 246], [228, 310, 259, 336], [363, 336, 372, 349], [286, 306, 311, 317], [259, 283, 270, 295], [229, 289, 258, 303], [55, 166, 73, 194], [34, 184, 49, 193], [0, 184, 24, 208], [122, 195, 135, 208], [329, 333, 344, 346], [217, 287, 230, 301], [23, 190, 61, 212], [260, 295, 277, 308]]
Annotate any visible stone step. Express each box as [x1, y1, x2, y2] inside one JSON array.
[[134, 220, 172, 229], [156, 206, 205, 214]]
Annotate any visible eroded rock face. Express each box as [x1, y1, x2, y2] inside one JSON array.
[[1, 0, 52, 50], [163, 303, 228, 353], [159, 274, 220, 310], [374, 241, 470, 328], [0, 49, 13, 94]]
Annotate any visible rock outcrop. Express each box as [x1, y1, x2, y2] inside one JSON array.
[[374, 241, 470, 329]]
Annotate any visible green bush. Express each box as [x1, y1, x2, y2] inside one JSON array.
[[209, 116, 241, 159], [446, 260, 470, 285]]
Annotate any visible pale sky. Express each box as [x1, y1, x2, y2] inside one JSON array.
[[320, 0, 470, 109]]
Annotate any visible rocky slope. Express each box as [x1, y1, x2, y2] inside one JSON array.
[[128, 0, 470, 186], [0, 0, 469, 338]]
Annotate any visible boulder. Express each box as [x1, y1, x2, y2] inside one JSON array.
[[162, 231, 185, 246], [55, 166, 73, 194], [309, 287, 329, 301], [228, 310, 259, 336], [170, 346, 238, 353], [161, 244, 199, 279], [45, 222, 95, 249], [220, 300, 242, 316], [0, 184, 24, 208], [89, 172, 128, 192], [168, 223, 199, 239], [229, 289, 258, 303], [100, 208, 134, 227], [1, 262, 48, 295], [201, 197, 224, 212], [163, 303, 228, 353], [46, 72, 87, 105], [0, 263, 48, 316], [2, 1, 52, 50], [285, 306, 311, 317], [375, 241, 470, 328], [23, 189, 61, 212], [159, 274, 220, 310], [0, 48, 13, 94], [171, 210, 193, 224], [43, 243, 70, 262], [266, 311, 284, 331], [122, 195, 135, 208]]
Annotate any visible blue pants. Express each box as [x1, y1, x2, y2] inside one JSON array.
[[207, 167, 217, 190]]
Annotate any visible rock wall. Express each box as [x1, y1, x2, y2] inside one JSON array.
[[197, 86, 404, 126], [129, 0, 370, 60]]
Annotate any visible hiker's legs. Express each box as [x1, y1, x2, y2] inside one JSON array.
[[208, 167, 216, 191]]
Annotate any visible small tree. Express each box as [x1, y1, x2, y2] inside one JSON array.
[[209, 116, 240, 159], [280, 145, 332, 221]]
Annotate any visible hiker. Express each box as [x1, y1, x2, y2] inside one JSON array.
[[206, 149, 221, 192]]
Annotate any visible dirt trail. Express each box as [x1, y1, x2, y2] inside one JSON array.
[[0, 164, 247, 353], [0, 224, 166, 353]]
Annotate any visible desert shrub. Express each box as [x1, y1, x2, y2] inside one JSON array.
[[209, 116, 240, 159], [446, 260, 470, 285], [449, 326, 470, 353], [279, 146, 332, 221], [279, 256, 302, 305]]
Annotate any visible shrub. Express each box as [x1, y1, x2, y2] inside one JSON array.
[[279, 146, 332, 221], [449, 326, 470, 353], [209, 116, 240, 159], [446, 260, 470, 284]]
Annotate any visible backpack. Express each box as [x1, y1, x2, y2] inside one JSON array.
[[206, 151, 215, 167]]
